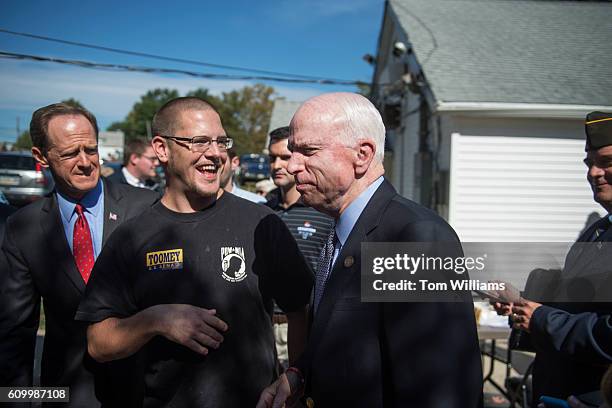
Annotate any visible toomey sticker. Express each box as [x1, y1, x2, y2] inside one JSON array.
[[221, 247, 247, 282]]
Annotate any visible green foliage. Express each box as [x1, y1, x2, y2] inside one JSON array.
[[61, 98, 86, 110], [356, 82, 371, 97], [14, 130, 32, 151], [109, 88, 179, 141], [216, 84, 278, 155], [111, 84, 279, 155]]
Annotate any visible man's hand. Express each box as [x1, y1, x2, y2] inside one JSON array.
[[88, 304, 228, 362], [538, 395, 607, 408], [490, 301, 513, 316], [152, 304, 228, 355], [511, 300, 541, 333], [256, 374, 292, 408], [256, 369, 304, 408]]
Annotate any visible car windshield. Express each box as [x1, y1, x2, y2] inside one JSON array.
[[0, 155, 36, 170]]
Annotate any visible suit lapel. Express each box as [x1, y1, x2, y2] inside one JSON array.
[[565, 218, 610, 271], [102, 179, 126, 245], [40, 194, 86, 293], [599, 221, 612, 242], [307, 180, 396, 347]]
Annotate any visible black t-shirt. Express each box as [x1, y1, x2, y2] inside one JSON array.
[[76, 193, 313, 408]]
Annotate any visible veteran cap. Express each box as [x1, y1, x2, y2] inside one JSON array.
[[585, 111, 612, 150]]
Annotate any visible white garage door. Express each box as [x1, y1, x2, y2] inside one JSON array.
[[449, 133, 604, 242]]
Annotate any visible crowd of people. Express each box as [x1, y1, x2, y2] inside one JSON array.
[[0, 93, 610, 408]]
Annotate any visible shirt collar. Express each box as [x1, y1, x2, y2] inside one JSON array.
[[122, 167, 143, 187], [335, 176, 384, 247], [57, 179, 104, 221]]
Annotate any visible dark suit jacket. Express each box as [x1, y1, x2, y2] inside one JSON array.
[[105, 167, 128, 185], [296, 179, 483, 407], [0, 203, 16, 245], [527, 218, 612, 404], [0, 179, 157, 407], [105, 167, 161, 193]]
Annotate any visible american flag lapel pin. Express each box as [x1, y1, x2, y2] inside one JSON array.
[[109, 212, 117, 221]]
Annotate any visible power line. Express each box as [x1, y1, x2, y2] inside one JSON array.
[[0, 28, 357, 83], [0, 50, 363, 86]]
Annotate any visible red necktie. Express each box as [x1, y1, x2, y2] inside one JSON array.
[[73, 203, 94, 283]]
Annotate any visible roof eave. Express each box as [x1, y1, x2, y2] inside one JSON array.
[[435, 102, 612, 119]]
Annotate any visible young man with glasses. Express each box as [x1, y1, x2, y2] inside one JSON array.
[[76, 97, 312, 407], [107, 138, 160, 191]]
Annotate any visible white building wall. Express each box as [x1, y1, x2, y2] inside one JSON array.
[[448, 131, 603, 242]]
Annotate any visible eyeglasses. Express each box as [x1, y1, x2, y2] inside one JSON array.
[[141, 155, 159, 162], [158, 135, 233, 152]]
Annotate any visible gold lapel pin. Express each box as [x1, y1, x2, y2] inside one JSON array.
[[343, 256, 354, 268]]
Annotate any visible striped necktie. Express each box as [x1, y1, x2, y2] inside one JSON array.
[[314, 224, 337, 313]]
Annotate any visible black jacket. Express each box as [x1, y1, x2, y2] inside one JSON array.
[[296, 179, 483, 407], [0, 179, 157, 407]]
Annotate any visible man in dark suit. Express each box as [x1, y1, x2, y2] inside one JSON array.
[[496, 111, 612, 405], [257, 92, 483, 407], [0, 102, 157, 406]]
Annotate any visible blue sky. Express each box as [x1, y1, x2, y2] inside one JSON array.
[[0, 0, 385, 143]]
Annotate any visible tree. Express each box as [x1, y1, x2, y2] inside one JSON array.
[[61, 98, 86, 110], [108, 89, 179, 141], [356, 82, 371, 97], [13, 130, 32, 151], [112, 85, 279, 155], [213, 84, 278, 155]]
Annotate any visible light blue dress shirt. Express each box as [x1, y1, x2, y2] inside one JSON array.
[[332, 176, 384, 265], [230, 182, 266, 204], [56, 180, 104, 258]]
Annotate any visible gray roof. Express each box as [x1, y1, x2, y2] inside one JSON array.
[[268, 100, 302, 134], [389, 0, 612, 106]]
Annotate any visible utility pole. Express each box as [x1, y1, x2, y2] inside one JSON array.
[[145, 120, 152, 140]]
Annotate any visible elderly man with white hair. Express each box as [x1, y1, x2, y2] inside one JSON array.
[[257, 92, 483, 408]]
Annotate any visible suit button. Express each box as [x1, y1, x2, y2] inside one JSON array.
[[343, 256, 354, 268], [306, 397, 315, 408]]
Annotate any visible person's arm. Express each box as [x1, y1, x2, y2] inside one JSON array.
[[87, 304, 227, 363], [0, 222, 39, 386], [526, 305, 612, 364], [286, 307, 308, 365]]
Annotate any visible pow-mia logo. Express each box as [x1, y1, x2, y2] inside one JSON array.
[[297, 221, 316, 240], [221, 247, 247, 282], [147, 249, 183, 271]]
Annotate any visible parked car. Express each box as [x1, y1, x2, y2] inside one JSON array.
[[0, 190, 9, 205], [0, 151, 54, 206], [239, 154, 270, 183]]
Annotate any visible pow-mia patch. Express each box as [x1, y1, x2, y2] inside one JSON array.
[[146, 249, 183, 271], [221, 247, 247, 282], [297, 221, 316, 240]]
